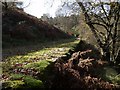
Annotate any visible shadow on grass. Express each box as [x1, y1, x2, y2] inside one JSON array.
[[2, 38, 77, 60]]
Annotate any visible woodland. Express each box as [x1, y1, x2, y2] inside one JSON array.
[[1, 0, 120, 89]]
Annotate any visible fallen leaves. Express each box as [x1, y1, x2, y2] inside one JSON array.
[[12, 68, 39, 77]]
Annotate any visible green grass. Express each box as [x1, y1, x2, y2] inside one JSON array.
[[2, 38, 120, 89], [103, 67, 120, 84], [23, 60, 51, 71], [3, 74, 44, 89], [3, 38, 78, 59], [3, 80, 25, 89], [2, 38, 79, 89], [94, 66, 120, 85]]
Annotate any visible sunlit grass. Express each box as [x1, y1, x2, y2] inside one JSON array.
[[2, 38, 79, 89], [3, 38, 78, 59], [23, 60, 51, 71], [3, 39, 79, 64], [3, 74, 44, 89], [3, 80, 25, 89]]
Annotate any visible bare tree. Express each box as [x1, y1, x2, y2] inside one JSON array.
[[76, 0, 120, 63]]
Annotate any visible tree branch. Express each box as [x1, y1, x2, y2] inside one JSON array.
[[93, 13, 109, 26], [77, 2, 103, 48], [100, 3, 110, 23], [91, 22, 108, 30], [112, 2, 120, 60]]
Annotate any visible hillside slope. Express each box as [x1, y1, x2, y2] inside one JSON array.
[[2, 8, 72, 47]]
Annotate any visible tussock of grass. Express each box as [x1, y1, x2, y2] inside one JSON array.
[[3, 74, 44, 89], [2, 80, 25, 89], [23, 60, 51, 71], [23, 75, 44, 88]]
